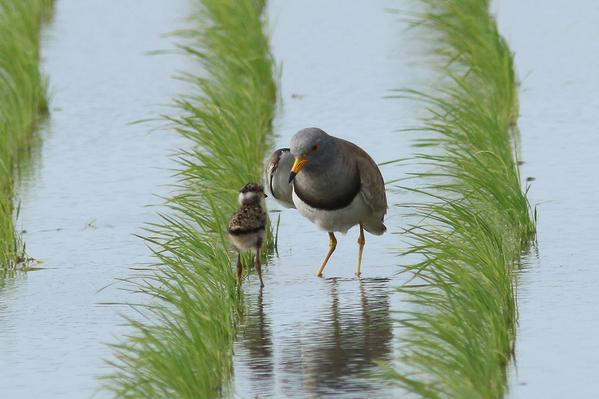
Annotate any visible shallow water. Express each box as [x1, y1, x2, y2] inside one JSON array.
[[496, 0, 599, 397], [231, 1, 422, 397], [3, 1, 566, 398], [0, 1, 189, 397]]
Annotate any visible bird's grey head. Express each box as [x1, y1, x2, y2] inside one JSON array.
[[238, 182, 266, 205], [289, 128, 337, 182]]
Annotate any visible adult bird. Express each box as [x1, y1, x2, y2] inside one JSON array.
[[264, 148, 295, 208], [283, 127, 387, 277]]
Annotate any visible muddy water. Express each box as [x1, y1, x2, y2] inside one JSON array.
[[496, 1, 599, 397], [0, 1, 189, 397], [232, 1, 422, 397]]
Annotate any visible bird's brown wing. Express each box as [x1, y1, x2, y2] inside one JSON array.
[[339, 139, 388, 213], [228, 204, 266, 233]]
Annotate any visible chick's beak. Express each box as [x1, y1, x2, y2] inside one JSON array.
[[289, 155, 308, 183]]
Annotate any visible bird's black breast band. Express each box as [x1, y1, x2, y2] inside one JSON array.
[[293, 175, 361, 210], [228, 226, 265, 236]]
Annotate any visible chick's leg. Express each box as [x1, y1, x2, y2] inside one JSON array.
[[255, 247, 265, 288], [237, 253, 243, 283]]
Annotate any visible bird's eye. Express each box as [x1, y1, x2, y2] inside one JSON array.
[[312, 144, 319, 152]]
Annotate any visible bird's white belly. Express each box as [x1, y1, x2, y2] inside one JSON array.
[[228, 230, 265, 252], [292, 189, 368, 234]]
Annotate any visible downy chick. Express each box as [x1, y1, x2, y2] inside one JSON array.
[[228, 183, 267, 287]]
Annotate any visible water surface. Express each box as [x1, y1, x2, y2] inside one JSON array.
[[496, 0, 599, 397], [232, 1, 423, 397], [0, 1, 189, 397]]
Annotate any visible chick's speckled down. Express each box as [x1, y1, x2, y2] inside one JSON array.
[[228, 203, 266, 234]]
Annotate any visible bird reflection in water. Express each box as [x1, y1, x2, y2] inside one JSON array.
[[236, 288, 274, 395], [235, 278, 393, 398]]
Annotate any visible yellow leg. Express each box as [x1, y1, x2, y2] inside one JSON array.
[[356, 224, 365, 277], [316, 232, 337, 277]]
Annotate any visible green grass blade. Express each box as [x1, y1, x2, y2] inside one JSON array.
[[388, 1, 536, 397], [0, 0, 54, 269], [102, 1, 276, 398]]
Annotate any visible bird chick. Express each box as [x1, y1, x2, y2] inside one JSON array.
[[228, 183, 267, 287]]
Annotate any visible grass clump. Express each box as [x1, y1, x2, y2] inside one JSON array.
[[102, 0, 276, 398], [388, 0, 536, 397], [0, 0, 53, 269]]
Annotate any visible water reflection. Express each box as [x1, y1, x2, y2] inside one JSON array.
[[0, 271, 24, 341], [238, 288, 274, 388], [236, 278, 393, 398], [0, 270, 24, 296]]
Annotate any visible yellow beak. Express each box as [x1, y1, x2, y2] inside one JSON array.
[[289, 155, 309, 182]]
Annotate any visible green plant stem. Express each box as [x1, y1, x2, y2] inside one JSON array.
[[0, 0, 53, 269], [102, 0, 276, 398], [388, 1, 536, 398]]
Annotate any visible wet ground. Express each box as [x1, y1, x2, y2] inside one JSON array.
[[0, 1, 189, 397], [231, 1, 422, 397], [496, 0, 599, 397]]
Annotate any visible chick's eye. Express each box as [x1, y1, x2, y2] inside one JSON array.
[[312, 144, 319, 152]]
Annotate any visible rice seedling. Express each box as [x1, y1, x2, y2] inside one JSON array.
[[102, 0, 276, 397], [0, 0, 53, 269], [387, 0, 536, 397]]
